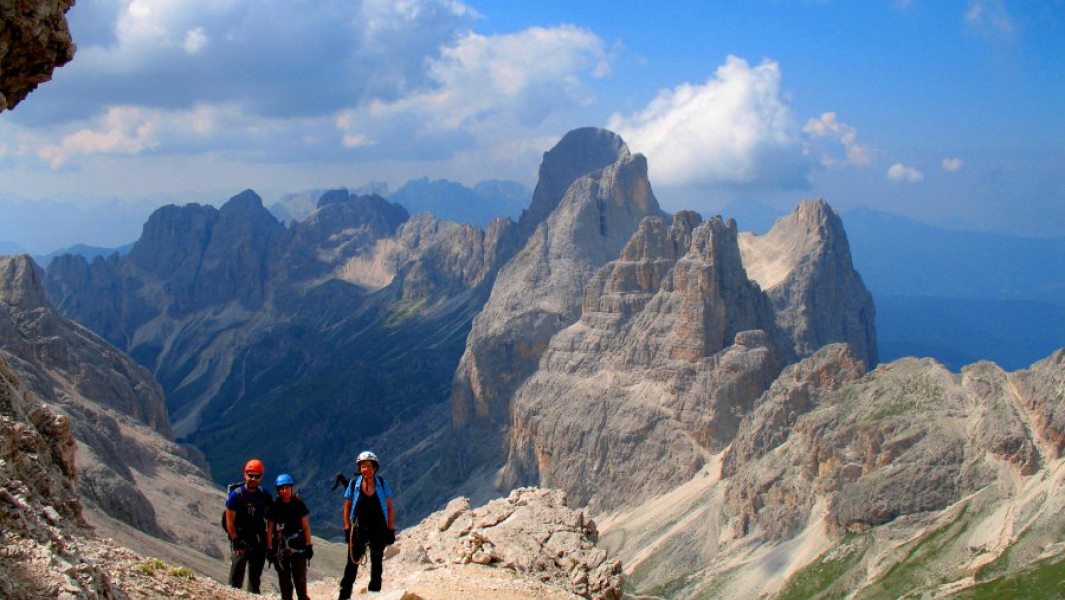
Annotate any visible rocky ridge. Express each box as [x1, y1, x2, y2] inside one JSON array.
[[600, 346, 1064, 599], [0, 254, 224, 558], [2, 352, 621, 598]]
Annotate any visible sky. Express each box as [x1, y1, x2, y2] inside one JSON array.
[[1, 0, 1063, 252]]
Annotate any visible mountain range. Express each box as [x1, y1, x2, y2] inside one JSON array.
[[0, 125, 1057, 599], [9, 10, 1060, 598]]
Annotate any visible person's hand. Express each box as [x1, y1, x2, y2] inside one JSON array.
[[230, 538, 247, 556], [384, 528, 396, 546], [266, 549, 276, 568], [304, 544, 314, 561]]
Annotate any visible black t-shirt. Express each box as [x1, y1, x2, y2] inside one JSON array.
[[268, 496, 309, 547], [355, 489, 386, 533], [226, 485, 273, 540]]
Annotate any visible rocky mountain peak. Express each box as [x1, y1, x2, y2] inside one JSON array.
[[128, 202, 219, 276], [316, 187, 351, 208], [451, 130, 664, 439], [220, 188, 265, 211], [215, 188, 284, 236], [739, 198, 877, 367], [520, 127, 632, 235], [0, 254, 49, 310]]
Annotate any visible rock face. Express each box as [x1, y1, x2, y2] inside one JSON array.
[[0, 356, 117, 599], [450, 129, 666, 473], [605, 346, 1065, 599], [0, 0, 75, 111], [492, 199, 875, 514], [391, 487, 622, 600], [722, 346, 1059, 541], [499, 213, 787, 512], [0, 358, 262, 599], [739, 199, 877, 367], [0, 255, 221, 554]]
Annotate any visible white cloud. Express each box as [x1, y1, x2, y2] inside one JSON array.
[[6, 10, 609, 180], [334, 24, 608, 158], [27, 103, 284, 168], [38, 107, 160, 168], [39, 0, 480, 119], [887, 163, 924, 183], [942, 157, 964, 171], [606, 55, 810, 189], [803, 112, 874, 167], [965, 0, 1016, 41], [183, 27, 208, 54]]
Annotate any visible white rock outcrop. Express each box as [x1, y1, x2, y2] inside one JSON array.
[[390, 487, 622, 600]]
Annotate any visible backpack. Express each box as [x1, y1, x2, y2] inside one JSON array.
[[220, 482, 243, 533]]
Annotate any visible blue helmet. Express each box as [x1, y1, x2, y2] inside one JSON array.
[[275, 473, 295, 489]]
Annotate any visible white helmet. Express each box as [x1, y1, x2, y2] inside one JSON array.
[[356, 451, 380, 470]]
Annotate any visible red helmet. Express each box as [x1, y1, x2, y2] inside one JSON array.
[[244, 459, 265, 475]]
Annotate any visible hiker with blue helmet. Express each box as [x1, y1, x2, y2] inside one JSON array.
[[338, 451, 395, 597], [266, 473, 313, 600]]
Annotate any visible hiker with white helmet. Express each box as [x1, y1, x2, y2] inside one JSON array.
[[337, 450, 395, 597], [267, 473, 313, 600]]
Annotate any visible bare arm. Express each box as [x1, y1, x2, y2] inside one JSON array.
[[266, 519, 274, 548], [342, 498, 352, 530], [386, 498, 394, 530], [226, 508, 238, 541]]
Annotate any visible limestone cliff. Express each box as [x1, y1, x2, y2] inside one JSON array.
[[739, 199, 877, 367], [0, 356, 116, 598], [0, 255, 222, 557], [450, 129, 666, 474], [499, 213, 787, 512]]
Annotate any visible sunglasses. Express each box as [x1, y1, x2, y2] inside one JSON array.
[[245, 473, 262, 479]]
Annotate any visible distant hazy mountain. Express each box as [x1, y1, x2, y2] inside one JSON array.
[[34, 242, 134, 267], [843, 207, 1065, 305], [0, 195, 212, 255], [0, 241, 27, 255], [841, 207, 1065, 370], [389, 177, 529, 226], [268, 181, 389, 224]]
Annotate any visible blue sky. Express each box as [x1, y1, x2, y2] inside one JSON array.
[[1, 0, 1062, 247]]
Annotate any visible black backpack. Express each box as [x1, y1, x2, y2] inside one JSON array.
[[220, 482, 243, 533]]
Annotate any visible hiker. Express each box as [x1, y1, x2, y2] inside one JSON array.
[[225, 458, 273, 594], [267, 473, 313, 600], [338, 451, 395, 597]]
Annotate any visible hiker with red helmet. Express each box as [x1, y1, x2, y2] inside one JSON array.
[[337, 451, 395, 597], [225, 458, 273, 593]]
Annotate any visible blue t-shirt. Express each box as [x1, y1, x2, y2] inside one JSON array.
[[226, 485, 273, 539], [344, 475, 392, 526]]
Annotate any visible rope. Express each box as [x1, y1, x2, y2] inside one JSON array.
[[347, 524, 368, 566]]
